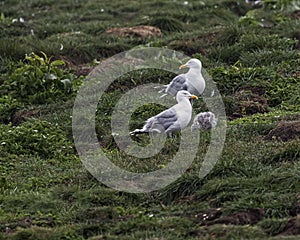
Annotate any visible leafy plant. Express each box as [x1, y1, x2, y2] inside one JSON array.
[[0, 52, 82, 105]]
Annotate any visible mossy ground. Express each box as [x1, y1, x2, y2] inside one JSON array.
[[0, 0, 300, 239]]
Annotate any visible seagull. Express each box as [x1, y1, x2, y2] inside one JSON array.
[[159, 58, 206, 98], [130, 90, 198, 138], [191, 112, 217, 131]]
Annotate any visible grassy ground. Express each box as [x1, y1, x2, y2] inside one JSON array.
[[1, 0, 300, 239]]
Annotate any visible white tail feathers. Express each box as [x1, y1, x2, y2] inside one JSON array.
[[130, 129, 147, 136], [159, 93, 168, 98]]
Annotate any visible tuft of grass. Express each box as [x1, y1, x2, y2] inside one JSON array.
[[201, 224, 267, 240], [147, 17, 184, 33], [258, 218, 289, 236], [262, 140, 300, 165], [0, 38, 29, 60]]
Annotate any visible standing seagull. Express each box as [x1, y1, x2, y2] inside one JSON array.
[[130, 90, 198, 138], [160, 58, 206, 97]]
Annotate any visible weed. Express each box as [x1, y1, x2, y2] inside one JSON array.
[[0, 52, 82, 105]]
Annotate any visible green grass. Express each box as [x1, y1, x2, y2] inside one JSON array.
[[1, 0, 300, 239]]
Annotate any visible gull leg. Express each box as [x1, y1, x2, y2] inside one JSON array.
[[168, 132, 174, 138]]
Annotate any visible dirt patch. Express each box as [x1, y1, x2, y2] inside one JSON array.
[[292, 71, 300, 77], [76, 207, 117, 223], [75, 64, 94, 77], [290, 203, 300, 217], [264, 120, 300, 141], [229, 88, 269, 119], [56, 56, 95, 76], [289, 10, 300, 19], [194, 208, 223, 224], [293, 33, 300, 49], [1, 217, 33, 234], [278, 215, 300, 236], [105, 25, 162, 38], [193, 208, 264, 226], [241, 86, 266, 96], [12, 109, 40, 125], [1, 216, 54, 233], [212, 208, 265, 225], [236, 89, 268, 115]]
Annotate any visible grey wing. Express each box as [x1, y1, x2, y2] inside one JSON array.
[[165, 74, 188, 96], [149, 108, 178, 132]]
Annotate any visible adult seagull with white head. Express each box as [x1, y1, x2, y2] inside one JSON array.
[[160, 58, 206, 97], [130, 90, 198, 138]]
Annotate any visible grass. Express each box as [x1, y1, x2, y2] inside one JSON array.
[[1, 0, 300, 239]]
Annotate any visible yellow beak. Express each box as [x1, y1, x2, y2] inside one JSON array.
[[189, 95, 198, 99], [179, 64, 187, 69]]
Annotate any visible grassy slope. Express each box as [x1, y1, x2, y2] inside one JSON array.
[[0, 0, 300, 239]]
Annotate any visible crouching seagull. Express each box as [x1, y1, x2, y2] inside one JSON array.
[[191, 112, 217, 131]]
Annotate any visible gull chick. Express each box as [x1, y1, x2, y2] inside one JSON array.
[[160, 58, 206, 97], [191, 112, 217, 131], [130, 90, 198, 138]]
